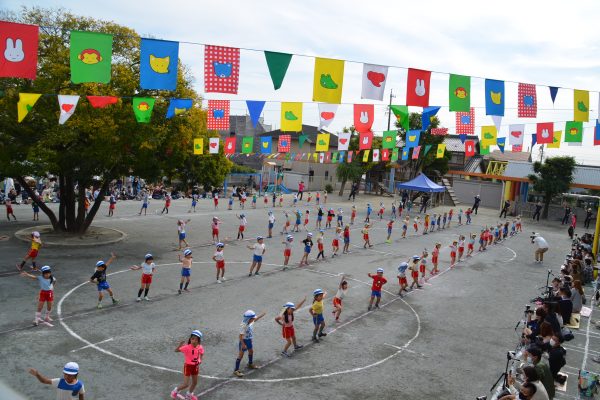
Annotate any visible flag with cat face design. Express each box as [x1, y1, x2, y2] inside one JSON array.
[[140, 38, 179, 90]]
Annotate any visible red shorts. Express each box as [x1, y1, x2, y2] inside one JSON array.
[[413, 224, 418, 230], [318, 244, 324, 251], [239, 226, 245, 232], [166, 202, 171, 207], [282, 326, 295, 339], [351, 212, 356, 218], [183, 364, 199, 376], [432, 255, 438, 264], [333, 297, 342, 307], [411, 270, 419, 279], [6, 206, 13, 213], [214, 198, 218, 204], [399, 276, 407, 285], [304, 219, 309, 225], [285, 221, 290, 227], [39, 290, 53, 302], [332, 239, 339, 247], [419, 264, 426, 274], [284, 249, 291, 257], [363, 234, 369, 240], [141, 274, 153, 284], [212, 229, 219, 235], [109, 204, 115, 209], [27, 249, 39, 259], [216, 260, 225, 269], [458, 247, 464, 253], [450, 251, 457, 258], [468, 244, 474, 250], [379, 208, 384, 214], [327, 216, 333, 222], [424, 223, 429, 229]]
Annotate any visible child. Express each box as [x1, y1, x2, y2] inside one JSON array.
[[178, 219, 191, 250], [17, 231, 42, 271], [457, 235, 465, 263], [275, 298, 306, 357], [29, 362, 85, 399], [300, 233, 313, 266], [332, 275, 348, 321], [487, 227, 493, 246], [212, 243, 226, 283], [397, 262, 409, 296], [161, 193, 171, 214], [90, 252, 119, 308], [465, 208, 472, 224], [377, 202, 385, 220], [510, 220, 517, 236], [431, 243, 441, 275], [263, 195, 268, 208], [449, 241, 457, 267], [234, 310, 266, 377], [503, 221, 510, 240], [430, 213, 436, 233], [84, 196, 90, 216], [436, 214, 441, 231], [303, 210, 310, 230], [190, 193, 198, 212], [342, 225, 351, 254], [516, 215, 523, 232], [21, 265, 55, 326], [316, 231, 325, 260], [293, 209, 302, 232], [247, 236, 266, 276], [401, 216, 409, 239], [171, 330, 204, 400], [282, 235, 293, 269], [309, 288, 327, 342], [442, 212, 447, 229], [228, 195, 234, 210], [130, 253, 156, 301], [386, 219, 394, 243], [423, 214, 430, 235], [240, 192, 247, 209], [323, 191, 328, 204], [350, 205, 357, 225], [478, 229, 486, 252], [139, 191, 150, 215], [409, 256, 422, 289], [447, 209, 453, 228], [391, 202, 397, 219], [292, 193, 298, 207], [282, 211, 291, 234], [326, 208, 334, 229], [367, 268, 387, 310], [178, 249, 193, 294], [365, 203, 372, 223], [336, 208, 344, 227], [332, 227, 341, 257], [315, 191, 320, 205], [236, 214, 247, 240], [467, 233, 476, 257], [306, 192, 312, 205], [252, 193, 257, 209], [413, 216, 420, 233], [108, 193, 116, 217], [362, 223, 373, 248], [211, 216, 220, 244], [316, 206, 324, 229], [213, 192, 219, 210], [420, 250, 429, 281], [457, 208, 463, 225], [272, 192, 277, 208], [267, 211, 276, 238], [5, 198, 16, 221], [406, 199, 413, 214], [32, 200, 40, 221], [279, 194, 284, 207]]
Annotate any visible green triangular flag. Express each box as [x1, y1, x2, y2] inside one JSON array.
[[298, 133, 308, 149], [242, 137, 254, 154], [264, 51, 293, 90], [423, 144, 433, 155], [449, 74, 471, 112], [390, 105, 409, 131], [132, 97, 156, 123]]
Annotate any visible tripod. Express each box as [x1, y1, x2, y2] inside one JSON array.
[[489, 352, 513, 393]]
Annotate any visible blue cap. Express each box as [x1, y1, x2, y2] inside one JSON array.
[[183, 249, 192, 256], [216, 242, 224, 247], [243, 310, 256, 319], [63, 362, 79, 375], [96, 261, 105, 267], [286, 235, 293, 241], [40, 265, 51, 273], [256, 236, 264, 240], [145, 253, 153, 260], [377, 268, 384, 273], [313, 288, 323, 296], [191, 330, 203, 339], [284, 302, 296, 309]]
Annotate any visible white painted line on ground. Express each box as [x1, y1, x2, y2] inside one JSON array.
[[501, 245, 517, 262], [582, 282, 597, 372], [70, 337, 114, 352], [564, 345, 600, 356]]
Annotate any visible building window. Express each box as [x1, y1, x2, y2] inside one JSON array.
[[325, 171, 329, 177]]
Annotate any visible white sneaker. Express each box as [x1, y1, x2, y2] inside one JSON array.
[[221, 277, 226, 281], [136, 297, 142, 302], [217, 279, 222, 284], [144, 297, 150, 301]]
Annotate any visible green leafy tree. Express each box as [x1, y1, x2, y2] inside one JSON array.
[[0, 7, 230, 233], [528, 156, 576, 219]]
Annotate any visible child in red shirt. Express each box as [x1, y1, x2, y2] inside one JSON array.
[[431, 243, 441, 275], [171, 330, 204, 400], [449, 240, 458, 267], [342, 225, 351, 254], [161, 194, 171, 214], [367, 268, 387, 310], [457, 235, 465, 263]]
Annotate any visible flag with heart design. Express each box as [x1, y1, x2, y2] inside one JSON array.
[[0, 21, 39, 79], [536, 122, 554, 144], [318, 103, 338, 129], [464, 140, 475, 157], [208, 137, 220, 154], [358, 131, 373, 150], [316, 133, 330, 152], [224, 137, 236, 155], [281, 102, 302, 132], [354, 104, 374, 133], [508, 124, 525, 147], [361, 63, 388, 101], [278, 134, 291, 153], [57, 95, 80, 124], [406, 68, 431, 107], [204, 45, 240, 94], [319, 152, 325, 163], [372, 149, 380, 162], [547, 131, 562, 149], [17, 93, 41, 122], [207, 100, 230, 130], [193, 138, 203, 155], [382, 131, 396, 149], [337, 132, 351, 151]]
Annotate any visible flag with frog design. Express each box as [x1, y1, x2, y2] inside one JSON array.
[[313, 57, 344, 104]]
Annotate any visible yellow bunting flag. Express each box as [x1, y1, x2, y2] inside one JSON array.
[[280, 102, 303, 132], [313, 153, 318, 162], [315, 133, 330, 152], [436, 144, 446, 158], [312, 57, 344, 104], [547, 131, 562, 149], [481, 125, 497, 148], [193, 138, 203, 154], [17, 93, 42, 122], [574, 89, 589, 122], [362, 150, 370, 162]]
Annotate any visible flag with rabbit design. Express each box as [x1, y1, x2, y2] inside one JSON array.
[[354, 104, 374, 133], [406, 68, 431, 107], [0, 21, 38, 79]]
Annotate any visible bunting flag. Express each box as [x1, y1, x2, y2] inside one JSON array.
[[518, 83, 537, 118], [132, 97, 155, 123], [318, 103, 338, 129], [479, 145, 490, 155], [264, 51, 292, 90], [401, 148, 409, 160], [260, 136, 272, 154], [312, 57, 344, 104], [598, 94, 600, 120], [480, 125, 497, 148], [496, 137, 506, 153], [58, 95, 80, 125], [347, 150, 354, 163], [436, 144, 446, 158], [241, 137, 253, 154], [422, 106, 440, 131], [381, 149, 390, 161], [456, 108, 475, 135], [549, 87, 559, 104], [423, 144, 433, 155], [536, 122, 554, 144], [325, 152, 332, 163], [512, 145, 523, 152], [564, 121, 583, 143], [246, 100, 265, 128], [298, 134, 308, 149], [319, 152, 325, 163], [573, 89, 589, 122], [595, 120, 600, 146], [358, 131, 373, 150], [166, 98, 193, 119], [382, 131, 396, 149], [431, 128, 448, 136], [140, 38, 179, 90], [391, 148, 399, 162], [339, 151, 346, 163], [337, 132, 351, 151], [70, 31, 112, 84], [206, 100, 230, 131], [17, 93, 41, 122], [547, 131, 562, 149], [280, 102, 302, 132], [0, 22, 39, 79], [362, 150, 371, 162], [313, 153, 319, 162], [372, 149, 380, 162], [390, 105, 409, 131], [406, 68, 431, 107], [204, 45, 240, 94], [224, 137, 236, 154], [361, 64, 388, 101], [354, 104, 374, 133], [508, 124, 525, 147], [485, 79, 505, 116], [87, 96, 118, 108], [209, 137, 220, 154], [278, 134, 291, 152], [458, 134, 467, 144], [449, 74, 470, 112], [331, 152, 338, 163], [405, 130, 421, 148], [193, 138, 203, 155], [531, 133, 537, 147], [491, 115, 502, 131], [465, 140, 475, 157], [315, 133, 330, 152], [411, 146, 421, 160]]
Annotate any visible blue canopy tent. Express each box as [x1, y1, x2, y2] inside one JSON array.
[[395, 174, 445, 193]]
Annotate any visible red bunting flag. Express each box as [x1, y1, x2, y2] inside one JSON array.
[[204, 45, 240, 94], [278, 134, 291, 153], [207, 100, 230, 130], [353, 104, 374, 133], [381, 149, 390, 161], [87, 96, 118, 108], [224, 137, 236, 155], [0, 21, 39, 79], [358, 131, 373, 150], [465, 140, 475, 157], [518, 83, 537, 118], [431, 128, 449, 136], [412, 146, 421, 159], [406, 68, 431, 107], [536, 122, 554, 144]]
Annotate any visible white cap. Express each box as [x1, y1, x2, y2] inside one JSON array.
[[243, 310, 256, 319], [376, 268, 384, 273], [63, 362, 79, 375], [145, 253, 153, 260], [216, 242, 224, 247], [191, 330, 203, 339], [286, 235, 293, 241], [32, 231, 40, 237], [313, 288, 324, 295], [183, 249, 192, 256], [96, 261, 105, 267], [307, 232, 313, 237], [284, 302, 296, 309], [40, 265, 51, 273]]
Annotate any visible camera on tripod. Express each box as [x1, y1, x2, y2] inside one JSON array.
[[525, 304, 533, 314]]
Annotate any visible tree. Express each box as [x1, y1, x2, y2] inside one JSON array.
[[0, 7, 230, 233], [528, 156, 576, 219]]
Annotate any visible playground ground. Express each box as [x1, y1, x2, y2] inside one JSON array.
[[0, 194, 597, 399]]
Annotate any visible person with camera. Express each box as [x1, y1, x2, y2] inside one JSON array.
[[547, 335, 567, 385], [531, 233, 549, 264], [499, 381, 539, 400], [558, 287, 573, 327], [504, 366, 549, 400], [525, 346, 555, 399]]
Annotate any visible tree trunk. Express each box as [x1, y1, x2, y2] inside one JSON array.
[[542, 195, 552, 219], [338, 179, 347, 196], [16, 176, 60, 230], [79, 178, 110, 233]]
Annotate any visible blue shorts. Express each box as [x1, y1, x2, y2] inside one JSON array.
[[304, 246, 312, 254], [337, 216, 342, 221], [312, 313, 324, 325], [296, 219, 301, 225], [387, 228, 392, 234], [268, 223, 274, 229], [142, 203, 148, 208], [181, 268, 191, 277], [191, 201, 197, 207], [97, 281, 110, 291], [239, 339, 253, 352], [32, 205, 39, 212], [253, 254, 263, 263], [371, 290, 382, 298], [179, 233, 186, 240], [317, 216, 322, 221], [344, 237, 349, 244]]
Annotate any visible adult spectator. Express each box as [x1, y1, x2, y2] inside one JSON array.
[[500, 381, 538, 400], [507, 366, 549, 400], [524, 307, 547, 342], [561, 205, 572, 225], [571, 280, 584, 313], [472, 194, 481, 214], [419, 193, 430, 214], [298, 181, 305, 201], [527, 346, 555, 399], [535, 322, 553, 351], [542, 302, 562, 337], [548, 335, 567, 384], [348, 182, 358, 201], [558, 287, 573, 326], [500, 199, 511, 218], [401, 190, 409, 208], [532, 201, 543, 221], [531, 233, 549, 264], [583, 208, 593, 229]]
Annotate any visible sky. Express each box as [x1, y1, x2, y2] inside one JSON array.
[[5, 0, 600, 165]]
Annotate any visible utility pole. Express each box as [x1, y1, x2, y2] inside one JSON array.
[[387, 89, 397, 194]]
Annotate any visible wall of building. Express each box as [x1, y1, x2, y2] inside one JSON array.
[[452, 178, 503, 209]]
